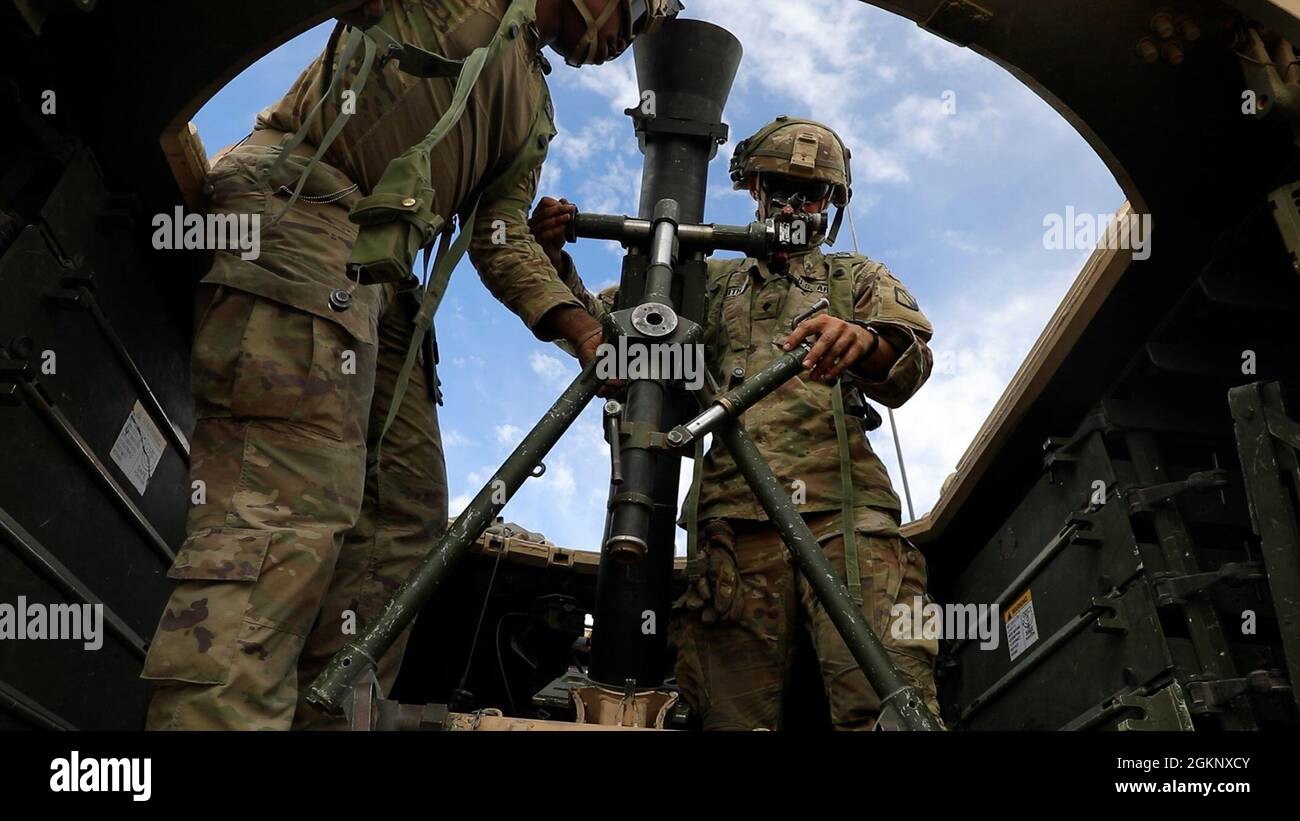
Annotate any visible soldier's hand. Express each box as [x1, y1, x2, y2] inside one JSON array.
[[574, 325, 604, 370], [684, 524, 744, 624], [339, 0, 385, 27], [784, 315, 876, 383], [539, 305, 622, 397], [529, 196, 577, 273], [574, 327, 626, 399]]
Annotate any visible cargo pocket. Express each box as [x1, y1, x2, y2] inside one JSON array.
[[882, 537, 939, 664], [229, 299, 353, 441], [142, 527, 272, 685], [857, 534, 905, 640], [812, 509, 902, 639]]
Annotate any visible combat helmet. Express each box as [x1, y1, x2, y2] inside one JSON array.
[[558, 0, 684, 67], [729, 115, 853, 244]]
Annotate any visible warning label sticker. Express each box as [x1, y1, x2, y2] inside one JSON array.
[[1003, 588, 1039, 662], [109, 401, 168, 496]]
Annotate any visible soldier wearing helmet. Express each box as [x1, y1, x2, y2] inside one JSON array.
[[530, 115, 941, 730], [141, 0, 680, 730], [729, 115, 853, 247]]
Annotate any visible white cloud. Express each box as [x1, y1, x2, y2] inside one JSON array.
[[883, 92, 998, 161], [939, 228, 1002, 256], [539, 459, 577, 496], [442, 429, 475, 448], [580, 152, 643, 215], [529, 351, 575, 389], [689, 0, 902, 177], [868, 248, 1087, 521], [548, 115, 624, 169], [495, 424, 523, 445], [554, 57, 640, 113]]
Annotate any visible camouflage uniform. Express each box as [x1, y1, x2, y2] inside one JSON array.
[[672, 247, 941, 730], [577, 114, 941, 729], [141, 0, 601, 729], [676, 114, 943, 730]]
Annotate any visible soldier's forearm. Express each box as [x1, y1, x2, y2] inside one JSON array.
[[849, 324, 932, 408], [537, 304, 601, 346], [850, 327, 899, 381]]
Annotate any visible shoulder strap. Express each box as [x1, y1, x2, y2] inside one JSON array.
[[407, 0, 537, 158], [376, 194, 481, 449], [828, 254, 863, 605], [369, 0, 542, 449], [347, 0, 539, 284], [380, 76, 553, 449], [262, 28, 379, 225]]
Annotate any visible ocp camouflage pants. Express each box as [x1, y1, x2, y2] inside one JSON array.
[[670, 508, 942, 730], [140, 146, 447, 730]]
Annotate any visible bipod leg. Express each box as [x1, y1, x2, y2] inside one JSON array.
[[308, 363, 602, 713]]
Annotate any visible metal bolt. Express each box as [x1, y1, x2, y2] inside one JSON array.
[[1136, 37, 1159, 63], [329, 289, 353, 312], [1151, 12, 1175, 39]]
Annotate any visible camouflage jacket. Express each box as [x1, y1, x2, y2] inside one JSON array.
[[211, 0, 597, 340], [584, 246, 933, 522]]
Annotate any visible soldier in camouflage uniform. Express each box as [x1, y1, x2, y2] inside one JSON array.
[[141, 0, 680, 730], [530, 116, 941, 730]]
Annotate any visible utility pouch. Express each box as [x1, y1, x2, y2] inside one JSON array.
[[347, 154, 444, 284]]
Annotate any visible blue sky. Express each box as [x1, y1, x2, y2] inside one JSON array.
[[194, 0, 1123, 552]]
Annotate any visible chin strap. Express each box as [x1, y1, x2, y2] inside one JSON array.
[[565, 0, 623, 66]]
